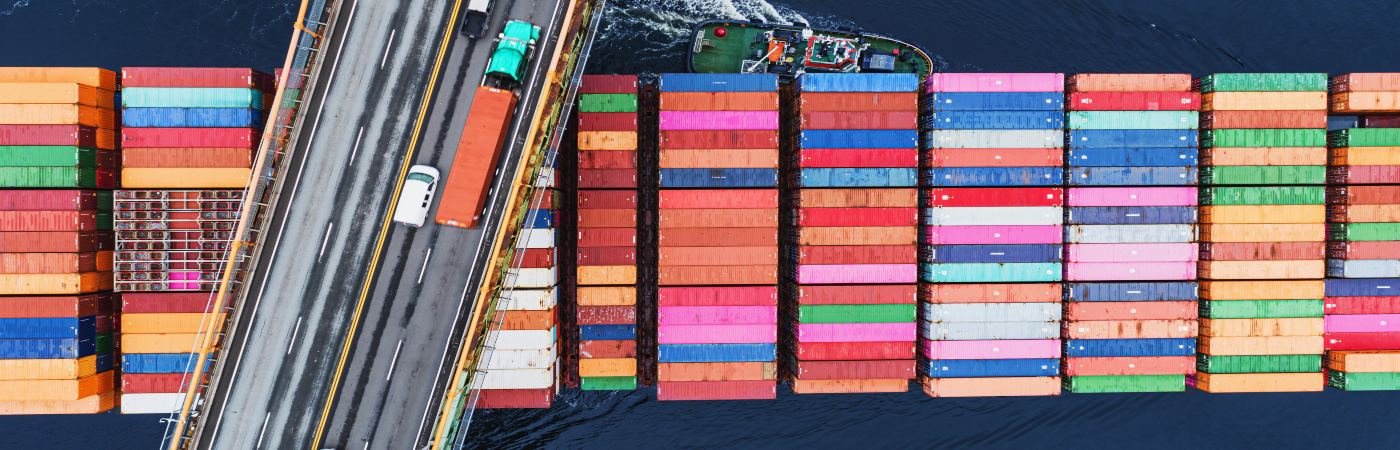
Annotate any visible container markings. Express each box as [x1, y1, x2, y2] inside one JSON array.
[[349, 126, 365, 162], [287, 316, 303, 355], [381, 28, 397, 68], [319, 222, 335, 260], [418, 248, 433, 284], [387, 339, 404, 381]]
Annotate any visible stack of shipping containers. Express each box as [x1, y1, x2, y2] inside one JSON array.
[[1324, 73, 1400, 390], [573, 75, 640, 392], [0, 67, 117, 414], [116, 67, 268, 413], [1195, 73, 1328, 393], [786, 73, 918, 394], [921, 73, 1065, 397], [1061, 74, 1200, 393], [656, 74, 779, 400]]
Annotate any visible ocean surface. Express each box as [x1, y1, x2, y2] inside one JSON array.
[[5, 0, 1400, 448]]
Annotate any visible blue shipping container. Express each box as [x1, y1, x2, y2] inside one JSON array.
[[930, 244, 1063, 263], [0, 337, 94, 359], [924, 167, 1064, 187], [1064, 338, 1196, 357], [658, 343, 777, 363], [1068, 167, 1198, 186], [800, 73, 918, 92], [1068, 147, 1199, 167], [926, 92, 1064, 111], [1067, 282, 1200, 302], [122, 353, 201, 374], [659, 168, 778, 188], [1324, 278, 1400, 297], [925, 358, 1061, 377], [925, 111, 1064, 130], [1065, 206, 1197, 225], [580, 324, 636, 341], [121, 108, 265, 128], [0, 316, 96, 339], [525, 209, 553, 228], [96, 352, 115, 373], [658, 73, 778, 92], [801, 168, 917, 187], [801, 129, 918, 149], [1068, 129, 1198, 148]]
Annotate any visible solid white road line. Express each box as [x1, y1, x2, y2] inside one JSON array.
[[417, 248, 433, 284], [318, 222, 335, 259], [387, 339, 405, 381], [255, 412, 272, 449], [381, 29, 397, 68], [286, 316, 304, 355], [349, 126, 365, 162]]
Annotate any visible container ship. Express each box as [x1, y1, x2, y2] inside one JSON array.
[[687, 20, 932, 80]]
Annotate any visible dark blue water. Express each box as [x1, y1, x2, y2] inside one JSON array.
[[5, 0, 1400, 448]]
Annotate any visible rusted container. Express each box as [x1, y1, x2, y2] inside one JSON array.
[[577, 113, 637, 131], [659, 148, 778, 169], [660, 130, 777, 149], [495, 310, 555, 330], [659, 246, 777, 266], [576, 286, 636, 306], [660, 92, 778, 111], [800, 111, 919, 130], [922, 377, 1061, 397], [658, 227, 777, 247], [577, 131, 637, 151], [923, 283, 1062, 304], [797, 245, 917, 265], [659, 209, 778, 228], [577, 169, 638, 189], [1194, 372, 1323, 393], [576, 305, 635, 325], [1201, 242, 1324, 261], [1063, 319, 1198, 339], [796, 285, 917, 305], [579, 339, 636, 359], [794, 341, 915, 360], [1069, 73, 1193, 92], [1330, 241, 1400, 260], [1200, 110, 1328, 128], [791, 379, 909, 394], [798, 188, 917, 208], [658, 362, 776, 381], [578, 74, 637, 94], [800, 92, 918, 112], [120, 148, 252, 168], [1200, 147, 1326, 166], [657, 265, 778, 285], [1203, 92, 1327, 111]]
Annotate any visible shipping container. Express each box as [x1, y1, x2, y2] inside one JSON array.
[[436, 87, 516, 227]]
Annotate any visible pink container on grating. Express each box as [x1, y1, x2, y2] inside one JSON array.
[[1065, 261, 1197, 281], [658, 306, 777, 325], [925, 73, 1066, 93], [658, 111, 779, 131], [798, 322, 917, 343], [1325, 314, 1400, 333], [924, 225, 1063, 245], [796, 264, 918, 284], [1068, 187, 1198, 206], [658, 324, 777, 344], [922, 339, 1062, 360], [1066, 243, 1198, 262]]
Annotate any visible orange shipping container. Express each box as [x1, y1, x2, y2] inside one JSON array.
[[0, 251, 111, 273], [0, 67, 117, 90], [577, 266, 636, 285], [1068, 73, 1193, 92], [798, 188, 918, 208], [0, 83, 115, 109], [0, 104, 114, 129], [659, 228, 777, 247], [658, 265, 777, 285], [120, 333, 206, 354], [121, 148, 252, 168], [1200, 205, 1325, 224], [659, 209, 778, 228], [123, 168, 250, 188], [0, 355, 101, 381], [1333, 73, 1400, 91], [1201, 110, 1327, 128], [0, 391, 115, 415], [660, 92, 778, 111], [792, 378, 908, 394], [1334, 185, 1400, 205], [1330, 147, 1400, 166], [1063, 319, 1197, 339], [0, 371, 112, 401], [1336, 205, 1400, 222], [1201, 147, 1327, 166], [1203, 92, 1327, 111], [1328, 351, 1400, 372], [1201, 242, 1324, 261], [800, 92, 918, 112], [658, 189, 778, 209], [1198, 335, 1323, 356], [1200, 318, 1323, 337], [922, 376, 1060, 397], [576, 286, 636, 306], [577, 209, 636, 228], [1199, 260, 1324, 280], [799, 226, 917, 246], [1331, 92, 1400, 113], [578, 358, 637, 377], [122, 313, 226, 334], [658, 362, 776, 381], [578, 131, 637, 151], [924, 283, 1062, 304], [1200, 224, 1325, 242], [659, 246, 778, 266], [494, 310, 555, 330], [1195, 372, 1322, 393], [659, 148, 779, 169], [0, 272, 110, 294], [1065, 301, 1197, 321], [1201, 280, 1324, 301]]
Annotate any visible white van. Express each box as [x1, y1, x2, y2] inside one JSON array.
[[393, 165, 440, 227]]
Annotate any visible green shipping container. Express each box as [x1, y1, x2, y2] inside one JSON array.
[[1065, 375, 1185, 393], [0, 167, 102, 188], [798, 304, 916, 324], [580, 376, 637, 390], [1203, 129, 1326, 148], [1197, 355, 1322, 374], [1330, 128, 1400, 147], [1330, 223, 1400, 242], [0, 146, 103, 167], [1068, 111, 1199, 130], [1200, 186, 1325, 205], [579, 94, 638, 113], [1197, 73, 1328, 93], [1328, 371, 1400, 391], [121, 87, 264, 109], [1201, 166, 1326, 185], [921, 263, 1062, 283], [96, 191, 113, 211], [1199, 300, 1324, 319], [96, 333, 113, 355]]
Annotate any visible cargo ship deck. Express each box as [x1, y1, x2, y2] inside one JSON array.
[[688, 20, 932, 79]]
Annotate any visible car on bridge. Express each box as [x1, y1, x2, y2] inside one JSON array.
[[393, 165, 440, 227], [485, 19, 541, 86]]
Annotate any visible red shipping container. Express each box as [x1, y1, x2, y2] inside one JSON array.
[[925, 187, 1064, 207], [121, 148, 252, 168], [800, 93, 918, 112], [794, 360, 916, 380], [0, 231, 110, 252], [1332, 185, 1400, 205], [923, 283, 1062, 304], [515, 248, 554, 268], [800, 111, 918, 130], [799, 207, 917, 227], [535, 189, 555, 207], [579, 75, 637, 94], [473, 388, 553, 408], [800, 148, 918, 168], [797, 245, 917, 265], [0, 252, 107, 273], [578, 150, 637, 169], [1331, 166, 1400, 184], [579, 339, 637, 359], [578, 169, 637, 189], [794, 341, 916, 360], [658, 286, 777, 307], [796, 284, 916, 305], [1363, 116, 1400, 128], [1200, 110, 1328, 129], [1330, 241, 1400, 260], [576, 247, 636, 266], [660, 209, 777, 228], [0, 211, 103, 231], [577, 228, 636, 248], [0, 294, 104, 318], [1325, 297, 1400, 315], [577, 190, 636, 209], [1064, 356, 1195, 376], [660, 130, 777, 149], [0, 124, 112, 149], [0, 190, 104, 211], [659, 189, 777, 209], [577, 305, 636, 325], [927, 148, 1063, 167], [659, 228, 777, 247], [121, 373, 188, 394], [1065, 301, 1197, 321], [577, 208, 636, 228], [122, 292, 217, 313], [1067, 92, 1200, 111], [121, 67, 273, 90], [1201, 242, 1325, 261], [656, 380, 776, 401], [577, 113, 637, 131], [122, 128, 259, 149], [1325, 332, 1400, 351]]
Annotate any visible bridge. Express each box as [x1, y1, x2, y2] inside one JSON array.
[[156, 0, 604, 448]]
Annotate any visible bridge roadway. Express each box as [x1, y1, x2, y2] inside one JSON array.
[[194, 0, 568, 448]]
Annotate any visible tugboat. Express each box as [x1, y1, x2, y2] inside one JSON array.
[[686, 19, 933, 80]]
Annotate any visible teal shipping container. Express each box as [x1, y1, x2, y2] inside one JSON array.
[[121, 87, 265, 109], [1196, 73, 1328, 92], [920, 262, 1063, 283], [1068, 111, 1199, 130]]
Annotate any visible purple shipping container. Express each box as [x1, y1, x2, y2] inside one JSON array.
[[923, 339, 1062, 360], [798, 323, 918, 343], [657, 324, 778, 344], [657, 306, 778, 325], [1068, 187, 1198, 207], [1325, 314, 1400, 333], [795, 264, 918, 284], [924, 225, 1063, 245], [1065, 261, 1197, 281], [1066, 243, 1198, 262], [926, 73, 1066, 93], [658, 111, 779, 131]]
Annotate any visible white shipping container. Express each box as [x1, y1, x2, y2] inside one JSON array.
[[476, 368, 554, 389], [925, 206, 1063, 226], [514, 228, 556, 249], [120, 393, 184, 415], [922, 302, 1062, 323], [498, 287, 558, 311], [1065, 224, 1195, 243], [508, 267, 556, 289], [481, 348, 557, 370], [1327, 259, 1400, 278], [926, 129, 1063, 149], [533, 167, 556, 187], [486, 328, 556, 350], [920, 321, 1060, 340]]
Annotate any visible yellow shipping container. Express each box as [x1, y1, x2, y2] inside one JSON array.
[[1331, 92, 1400, 113], [0, 272, 110, 294], [1331, 147, 1400, 166], [799, 226, 916, 246], [0, 371, 112, 401], [1202, 147, 1327, 166], [0, 104, 114, 129], [0, 355, 100, 381], [576, 265, 636, 285], [1200, 318, 1324, 337], [1200, 205, 1325, 224], [577, 131, 637, 151], [1200, 260, 1324, 279], [1328, 351, 1400, 373], [121, 333, 206, 354], [1198, 335, 1323, 356], [576, 286, 636, 306], [122, 168, 251, 188], [122, 313, 226, 334], [0, 67, 117, 90], [1341, 205, 1400, 223], [0, 83, 115, 109], [0, 391, 115, 415], [1203, 91, 1328, 111], [1200, 224, 1325, 242], [578, 358, 637, 377], [1195, 372, 1323, 393], [1201, 280, 1325, 301]]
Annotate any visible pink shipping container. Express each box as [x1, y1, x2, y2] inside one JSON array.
[[0, 211, 101, 231], [1066, 262, 1198, 281], [658, 111, 779, 131], [926, 73, 1066, 93], [657, 286, 778, 306], [795, 264, 918, 284], [1066, 243, 1198, 262], [657, 306, 778, 325], [121, 67, 273, 89], [657, 324, 777, 344], [924, 225, 1063, 245], [1068, 187, 1198, 206], [923, 339, 1062, 360], [122, 128, 259, 148], [1324, 315, 1400, 333], [798, 322, 917, 343], [0, 191, 103, 211]]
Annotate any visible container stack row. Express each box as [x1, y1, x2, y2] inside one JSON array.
[[1195, 73, 1330, 393], [119, 67, 267, 189], [784, 73, 919, 394], [1062, 74, 1200, 393], [1324, 73, 1400, 391], [655, 74, 780, 400], [574, 75, 640, 392], [920, 73, 1066, 397], [0, 67, 118, 414]]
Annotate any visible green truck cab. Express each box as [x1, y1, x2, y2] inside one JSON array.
[[485, 20, 541, 86]]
